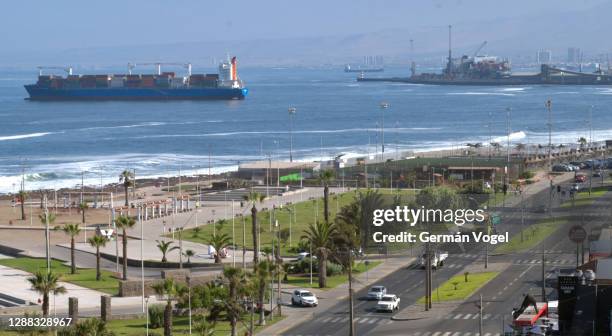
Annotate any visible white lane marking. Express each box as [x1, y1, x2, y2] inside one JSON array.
[[483, 313, 491, 320], [330, 317, 341, 323], [453, 314, 463, 319], [463, 313, 472, 319]]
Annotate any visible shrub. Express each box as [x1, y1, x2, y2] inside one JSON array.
[[148, 305, 164, 329], [326, 262, 343, 276], [519, 171, 535, 179]]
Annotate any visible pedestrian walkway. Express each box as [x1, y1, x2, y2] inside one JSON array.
[[0, 263, 162, 316]]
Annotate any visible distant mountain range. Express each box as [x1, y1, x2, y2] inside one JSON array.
[[2, 3, 611, 68]]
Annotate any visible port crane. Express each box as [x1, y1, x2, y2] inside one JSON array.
[[472, 41, 487, 57], [37, 66, 73, 76], [127, 62, 192, 76]]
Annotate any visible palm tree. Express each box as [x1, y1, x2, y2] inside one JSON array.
[[115, 215, 136, 280], [119, 170, 134, 206], [27, 270, 66, 316], [243, 191, 265, 264], [88, 235, 108, 281], [79, 202, 89, 226], [152, 278, 184, 336], [254, 260, 273, 325], [156, 240, 179, 263], [222, 267, 246, 336], [302, 221, 338, 288], [578, 136, 588, 149], [18, 190, 27, 220], [319, 170, 335, 223], [71, 318, 114, 336], [206, 233, 232, 264], [62, 223, 81, 274], [184, 249, 195, 265]]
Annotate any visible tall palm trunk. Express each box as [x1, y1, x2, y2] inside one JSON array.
[[81, 207, 86, 224], [251, 206, 259, 264], [124, 184, 129, 206], [318, 253, 327, 288], [230, 313, 237, 336], [122, 229, 128, 280], [42, 293, 49, 316], [229, 279, 238, 336], [20, 201, 25, 220], [323, 184, 330, 223], [95, 247, 101, 281], [70, 236, 76, 274], [258, 276, 266, 325], [164, 300, 172, 336]]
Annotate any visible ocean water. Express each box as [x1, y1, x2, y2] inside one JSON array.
[[1, 66, 612, 193]]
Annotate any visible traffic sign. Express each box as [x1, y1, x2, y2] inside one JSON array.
[[568, 225, 587, 243], [491, 214, 501, 226]]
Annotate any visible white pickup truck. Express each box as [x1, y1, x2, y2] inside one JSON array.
[[418, 249, 448, 269]]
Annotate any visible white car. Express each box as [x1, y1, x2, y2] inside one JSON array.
[[367, 286, 387, 301], [296, 252, 317, 261], [291, 289, 318, 307], [377, 294, 400, 312]]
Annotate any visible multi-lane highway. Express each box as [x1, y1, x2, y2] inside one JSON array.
[[278, 173, 607, 335]]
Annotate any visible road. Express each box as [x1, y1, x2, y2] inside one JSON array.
[[276, 173, 608, 335]]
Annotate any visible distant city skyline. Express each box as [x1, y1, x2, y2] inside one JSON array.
[[1, 0, 611, 67]]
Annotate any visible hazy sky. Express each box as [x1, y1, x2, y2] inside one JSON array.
[[3, 0, 607, 51]]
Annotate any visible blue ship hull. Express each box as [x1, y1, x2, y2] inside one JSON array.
[[24, 85, 248, 101]]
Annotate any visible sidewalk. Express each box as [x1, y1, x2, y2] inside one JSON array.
[[257, 255, 415, 336], [0, 263, 163, 316]]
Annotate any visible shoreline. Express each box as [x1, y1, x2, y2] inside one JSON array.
[[0, 138, 608, 198]]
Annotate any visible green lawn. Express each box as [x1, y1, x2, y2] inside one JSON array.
[[495, 217, 568, 254], [417, 272, 500, 303], [284, 260, 382, 290], [107, 314, 283, 336], [560, 187, 607, 208], [179, 189, 416, 255], [0, 315, 282, 336], [0, 257, 119, 295]]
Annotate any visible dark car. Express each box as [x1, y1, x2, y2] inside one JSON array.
[[575, 175, 587, 183]]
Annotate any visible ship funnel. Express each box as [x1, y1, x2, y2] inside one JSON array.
[[231, 57, 237, 81]]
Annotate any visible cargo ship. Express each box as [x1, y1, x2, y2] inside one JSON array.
[[357, 26, 612, 86], [25, 57, 248, 100]]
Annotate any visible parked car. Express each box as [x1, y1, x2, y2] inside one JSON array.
[[575, 174, 587, 183], [367, 286, 387, 300], [376, 294, 400, 312], [552, 164, 571, 172], [592, 171, 602, 178], [296, 252, 317, 261], [571, 183, 580, 192], [291, 289, 318, 307]]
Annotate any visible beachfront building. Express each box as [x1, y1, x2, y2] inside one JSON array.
[[236, 161, 319, 185]]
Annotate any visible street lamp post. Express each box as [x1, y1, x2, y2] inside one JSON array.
[[288, 107, 297, 162], [144, 296, 150, 336], [380, 102, 389, 156]]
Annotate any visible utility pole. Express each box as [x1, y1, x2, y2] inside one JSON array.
[[479, 294, 483, 336], [348, 250, 355, 336], [44, 195, 50, 272], [541, 249, 546, 301], [546, 99, 553, 217], [380, 102, 389, 155]]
